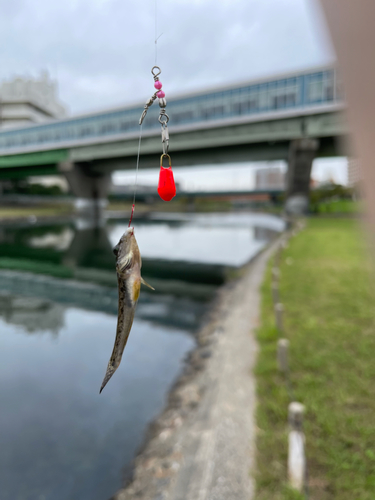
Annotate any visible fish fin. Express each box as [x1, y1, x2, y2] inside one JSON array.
[[132, 280, 141, 302], [118, 254, 133, 272], [100, 363, 117, 394], [141, 277, 155, 290]]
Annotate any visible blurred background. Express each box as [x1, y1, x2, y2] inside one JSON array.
[[0, 1, 369, 499]]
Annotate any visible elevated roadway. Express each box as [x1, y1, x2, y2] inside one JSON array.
[[0, 65, 347, 212]]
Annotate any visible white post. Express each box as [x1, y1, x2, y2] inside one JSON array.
[[288, 402, 306, 492], [275, 302, 284, 332], [272, 267, 280, 282], [277, 338, 289, 373], [272, 283, 279, 305], [274, 243, 283, 267]]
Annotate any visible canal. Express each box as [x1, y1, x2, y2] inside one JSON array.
[[0, 211, 284, 500]]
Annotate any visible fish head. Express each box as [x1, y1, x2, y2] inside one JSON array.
[[114, 227, 139, 274], [114, 227, 134, 256], [124, 226, 135, 240]]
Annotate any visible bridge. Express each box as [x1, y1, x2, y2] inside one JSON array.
[[110, 189, 284, 208], [0, 65, 346, 213]]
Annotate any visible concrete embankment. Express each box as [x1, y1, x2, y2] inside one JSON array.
[[113, 241, 277, 500]]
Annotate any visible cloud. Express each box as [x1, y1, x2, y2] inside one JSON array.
[[0, 0, 334, 114]]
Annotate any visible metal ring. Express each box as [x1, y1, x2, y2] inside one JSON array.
[[158, 113, 169, 124], [151, 66, 161, 78], [139, 109, 147, 125], [160, 153, 171, 167]]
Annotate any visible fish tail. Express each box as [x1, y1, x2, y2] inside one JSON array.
[[99, 364, 117, 394]]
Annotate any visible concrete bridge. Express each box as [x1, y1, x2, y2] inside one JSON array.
[[0, 65, 346, 213]]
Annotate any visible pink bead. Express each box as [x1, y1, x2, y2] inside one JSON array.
[[154, 81, 162, 90], [157, 90, 165, 98]]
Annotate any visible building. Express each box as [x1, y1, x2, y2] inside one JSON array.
[[0, 72, 67, 129], [347, 158, 361, 187], [255, 165, 286, 190]]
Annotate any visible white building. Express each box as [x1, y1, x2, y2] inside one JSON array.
[[255, 165, 285, 190], [347, 158, 361, 187], [0, 72, 67, 129]]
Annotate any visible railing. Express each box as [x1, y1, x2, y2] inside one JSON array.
[[0, 67, 341, 154]]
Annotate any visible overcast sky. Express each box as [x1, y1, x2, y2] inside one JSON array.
[[113, 157, 348, 192], [0, 0, 334, 114], [1, 0, 346, 187]]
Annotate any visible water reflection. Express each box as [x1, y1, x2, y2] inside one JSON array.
[[0, 212, 284, 500], [0, 212, 284, 285], [0, 274, 212, 339], [0, 293, 64, 335], [0, 309, 195, 500]]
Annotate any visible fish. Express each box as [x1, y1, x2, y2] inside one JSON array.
[[100, 227, 154, 393]]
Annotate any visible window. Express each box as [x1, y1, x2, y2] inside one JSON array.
[[308, 79, 323, 102], [285, 93, 296, 106], [173, 111, 194, 124], [259, 89, 269, 109], [201, 105, 224, 119], [79, 127, 92, 137]]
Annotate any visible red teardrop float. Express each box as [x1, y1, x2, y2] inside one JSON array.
[[158, 155, 176, 201]]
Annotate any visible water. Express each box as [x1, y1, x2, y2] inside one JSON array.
[[0, 212, 284, 500]]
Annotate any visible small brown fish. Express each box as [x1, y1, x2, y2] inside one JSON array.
[[100, 227, 154, 393]]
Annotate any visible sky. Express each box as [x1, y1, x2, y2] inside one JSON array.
[[0, 0, 333, 113], [113, 158, 348, 193], [0, 0, 346, 188]]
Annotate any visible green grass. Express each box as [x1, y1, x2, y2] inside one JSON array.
[[256, 218, 375, 500], [311, 199, 361, 214], [0, 205, 72, 219], [0, 258, 74, 278]]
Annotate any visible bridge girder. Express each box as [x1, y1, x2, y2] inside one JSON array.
[[0, 110, 348, 214], [68, 111, 346, 169]]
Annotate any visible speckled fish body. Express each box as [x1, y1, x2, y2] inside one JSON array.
[[100, 227, 153, 393]]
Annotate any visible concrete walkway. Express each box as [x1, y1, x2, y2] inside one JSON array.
[[114, 242, 275, 500]]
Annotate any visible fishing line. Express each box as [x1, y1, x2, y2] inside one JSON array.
[[154, 0, 163, 65], [128, 0, 159, 228], [128, 0, 174, 227], [128, 124, 143, 227], [155, 0, 157, 65]]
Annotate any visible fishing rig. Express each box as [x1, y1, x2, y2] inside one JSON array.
[[128, 65, 176, 227], [139, 66, 176, 202]]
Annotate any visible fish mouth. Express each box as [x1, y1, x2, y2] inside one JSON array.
[[127, 227, 134, 236]]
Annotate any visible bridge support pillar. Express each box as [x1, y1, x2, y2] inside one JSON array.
[[285, 139, 319, 215], [60, 162, 111, 219], [63, 224, 114, 271]]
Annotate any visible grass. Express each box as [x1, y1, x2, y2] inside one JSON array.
[[256, 218, 375, 500], [0, 205, 73, 219], [0, 257, 74, 279], [311, 199, 361, 214]]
